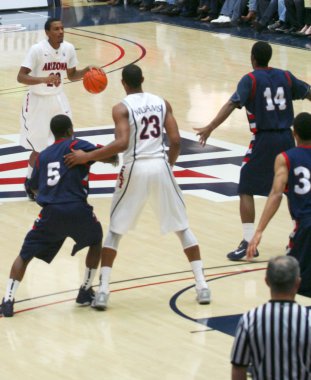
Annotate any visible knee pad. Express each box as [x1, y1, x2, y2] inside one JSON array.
[[176, 228, 198, 249], [103, 231, 122, 250]]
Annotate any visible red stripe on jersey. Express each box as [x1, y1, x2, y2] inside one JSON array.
[[284, 71, 292, 87], [69, 140, 79, 150], [282, 152, 290, 170], [247, 72, 257, 100]]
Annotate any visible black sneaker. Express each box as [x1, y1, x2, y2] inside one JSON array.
[[0, 298, 14, 317], [76, 287, 95, 306], [267, 20, 282, 31], [227, 240, 259, 261], [24, 179, 36, 201]]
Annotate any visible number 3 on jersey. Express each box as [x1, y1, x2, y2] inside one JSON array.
[[140, 115, 161, 139], [294, 166, 311, 195], [264, 87, 287, 111]]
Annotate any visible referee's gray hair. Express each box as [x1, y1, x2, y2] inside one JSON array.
[[267, 256, 300, 293]]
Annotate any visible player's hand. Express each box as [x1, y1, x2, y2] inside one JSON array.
[[246, 232, 262, 261], [64, 149, 89, 168], [44, 74, 61, 87], [102, 154, 120, 167], [86, 66, 103, 75], [193, 125, 214, 146]]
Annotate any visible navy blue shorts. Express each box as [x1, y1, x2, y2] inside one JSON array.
[[288, 219, 311, 297], [20, 202, 103, 263], [238, 129, 294, 196]]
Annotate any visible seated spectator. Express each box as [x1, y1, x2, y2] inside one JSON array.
[[200, 0, 224, 21], [210, 0, 264, 24], [253, 0, 286, 31]]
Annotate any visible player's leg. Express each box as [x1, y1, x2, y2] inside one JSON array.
[[91, 232, 122, 310], [287, 222, 311, 297], [226, 194, 258, 261], [151, 159, 211, 304], [91, 162, 147, 310], [175, 229, 211, 304], [227, 194, 260, 261], [0, 256, 33, 317], [76, 241, 102, 306], [68, 203, 103, 306]]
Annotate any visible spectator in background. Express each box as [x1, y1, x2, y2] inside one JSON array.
[[253, 0, 286, 32]]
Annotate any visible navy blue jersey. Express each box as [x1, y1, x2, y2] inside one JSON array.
[[230, 68, 310, 133], [283, 146, 311, 221], [30, 137, 97, 206]]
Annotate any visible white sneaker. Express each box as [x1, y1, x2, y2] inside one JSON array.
[[211, 15, 224, 23], [196, 288, 211, 305], [91, 291, 109, 310], [211, 15, 231, 23]]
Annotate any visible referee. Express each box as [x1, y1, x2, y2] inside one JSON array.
[[230, 256, 311, 380]]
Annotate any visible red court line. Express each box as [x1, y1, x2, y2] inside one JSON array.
[[0, 169, 215, 185], [0, 160, 27, 172], [1, 266, 266, 318], [66, 31, 125, 67]]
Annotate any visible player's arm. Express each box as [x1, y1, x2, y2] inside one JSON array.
[[163, 100, 181, 167], [246, 153, 289, 259], [17, 66, 60, 86], [232, 365, 247, 380], [287, 71, 311, 101], [66, 66, 92, 81], [194, 100, 237, 146], [28, 157, 40, 193], [194, 75, 252, 146], [64, 103, 130, 167]]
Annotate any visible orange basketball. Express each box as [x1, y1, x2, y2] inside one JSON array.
[[83, 68, 108, 94]]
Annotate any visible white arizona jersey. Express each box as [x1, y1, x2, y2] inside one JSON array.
[[122, 92, 167, 164], [21, 39, 78, 96]]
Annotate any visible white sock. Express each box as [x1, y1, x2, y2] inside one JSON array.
[[98, 267, 112, 294], [242, 223, 255, 242], [190, 260, 208, 291], [26, 164, 33, 179], [81, 268, 97, 290], [4, 279, 20, 301]]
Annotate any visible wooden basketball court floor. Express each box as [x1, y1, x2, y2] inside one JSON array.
[[0, 2, 310, 379]]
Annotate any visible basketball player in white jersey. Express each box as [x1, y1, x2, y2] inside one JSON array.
[[65, 64, 211, 309], [18, 17, 94, 200]]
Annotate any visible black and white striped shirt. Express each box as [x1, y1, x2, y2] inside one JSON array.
[[231, 300, 311, 380]]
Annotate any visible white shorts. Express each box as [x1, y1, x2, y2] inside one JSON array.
[[19, 91, 72, 152], [109, 158, 189, 235]]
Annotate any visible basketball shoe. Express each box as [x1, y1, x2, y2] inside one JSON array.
[[76, 286, 95, 306], [227, 239, 259, 261], [91, 291, 109, 310], [0, 298, 14, 317], [196, 288, 211, 304]]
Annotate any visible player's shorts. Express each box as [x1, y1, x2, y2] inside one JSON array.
[[19, 202, 103, 263], [287, 218, 311, 297], [238, 129, 294, 196], [109, 158, 189, 235], [19, 91, 72, 152]]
